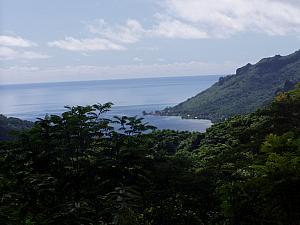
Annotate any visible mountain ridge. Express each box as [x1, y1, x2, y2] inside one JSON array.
[[159, 50, 300, 122]]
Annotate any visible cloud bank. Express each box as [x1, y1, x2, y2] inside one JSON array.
[[50, 0, 300, 52], [0, 35, 37, 47], [0, 46, 50, 60], [163, 0, 300, 37], [0, 60, 242, 84], [48, 37, 125, 51], [0, 35, 50, 60]]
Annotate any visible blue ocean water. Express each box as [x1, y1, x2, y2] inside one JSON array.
[[0, 75, 220, 132]]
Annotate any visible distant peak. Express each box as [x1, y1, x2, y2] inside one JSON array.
[[236, 63, 252, 75], [236, 49, 300, 75]]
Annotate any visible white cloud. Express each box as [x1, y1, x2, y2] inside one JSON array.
[[0, 46, 50, 60], [163, 0, 300, 37], [87, 17, 208, 41], [133, 57, 143, 62], [48, 37, 126, 51], [88, 19, 144, 44], [0, 35, 50, 60], [151, 17, 208, 39], [0, 35, 37, 47]]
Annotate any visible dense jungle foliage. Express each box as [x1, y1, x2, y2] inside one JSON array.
[[0, 84, 300, 225]]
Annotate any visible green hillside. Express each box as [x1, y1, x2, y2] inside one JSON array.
[[0, 114, 33, 141], [160, 50, 300, 122]]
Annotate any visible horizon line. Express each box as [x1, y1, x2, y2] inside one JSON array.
[[0, 74, 224, 86]]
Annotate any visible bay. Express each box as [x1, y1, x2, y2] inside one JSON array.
[[0, 75, 220, 132]]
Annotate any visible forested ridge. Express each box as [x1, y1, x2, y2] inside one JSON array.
[[160, 50, 300, 122], [0, 85, 300, 225]]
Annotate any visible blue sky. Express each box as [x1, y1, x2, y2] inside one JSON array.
[[1, 0, 300, 84]]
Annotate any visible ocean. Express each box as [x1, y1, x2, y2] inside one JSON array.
[[0, 75, 220, 132]]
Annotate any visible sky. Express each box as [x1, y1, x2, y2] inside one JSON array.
[[0, 0, 300, 84]]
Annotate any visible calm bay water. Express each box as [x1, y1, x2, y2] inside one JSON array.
[[0, 75, 220, 132]]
